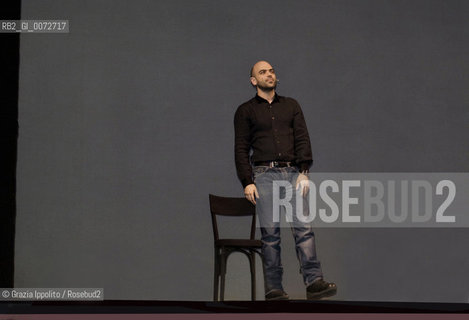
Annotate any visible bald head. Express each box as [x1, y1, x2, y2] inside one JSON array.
[[250, 60, 273, 77], [249, 60, 277, 91]]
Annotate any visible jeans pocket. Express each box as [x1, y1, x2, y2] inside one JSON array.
[[253, 166, 269, 178]]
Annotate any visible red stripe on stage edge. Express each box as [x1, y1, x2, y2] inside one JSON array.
[[1, 314, 469, 320]]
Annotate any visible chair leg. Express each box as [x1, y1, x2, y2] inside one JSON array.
[[213, 248, 220, 301], [249, 251, 256, 301], [220, 250, 227, 301], [256, 251, 267, 297]]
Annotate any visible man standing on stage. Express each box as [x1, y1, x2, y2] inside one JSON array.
[[234, 60, 337, 300]]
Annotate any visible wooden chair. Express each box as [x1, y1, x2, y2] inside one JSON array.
[[209, 194, 263, 301]]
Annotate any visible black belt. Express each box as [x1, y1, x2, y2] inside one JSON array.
[[254, 161, 293, 168]]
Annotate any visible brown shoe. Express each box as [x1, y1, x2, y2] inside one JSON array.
[[306, 279, 337, 300], [265, 289, 290, 301]]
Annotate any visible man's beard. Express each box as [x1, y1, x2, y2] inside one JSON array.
[[256, 81, 277, 92]]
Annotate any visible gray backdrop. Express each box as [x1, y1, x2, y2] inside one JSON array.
[[16, 0, 469, 301]]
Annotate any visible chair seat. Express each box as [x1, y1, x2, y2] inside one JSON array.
[[215, 239, 262, 248]]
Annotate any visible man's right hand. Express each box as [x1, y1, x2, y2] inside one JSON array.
[[244, 184, 259, 205]]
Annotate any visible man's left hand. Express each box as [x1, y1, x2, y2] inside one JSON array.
[[295, 173, 310, 196]]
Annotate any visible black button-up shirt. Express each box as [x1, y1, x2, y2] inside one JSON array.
[[234, 93, 313, 188]]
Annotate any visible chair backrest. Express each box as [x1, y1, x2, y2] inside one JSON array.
[[209, 194, 256, 241]]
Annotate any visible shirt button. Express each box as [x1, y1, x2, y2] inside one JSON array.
[[278, 153, 282, 156], [272, 116, 275, 120]]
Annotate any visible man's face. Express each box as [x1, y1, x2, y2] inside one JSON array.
[[250, 61, 277, 90]]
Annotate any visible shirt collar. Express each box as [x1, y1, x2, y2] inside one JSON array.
[[255, 92, 280, 104]]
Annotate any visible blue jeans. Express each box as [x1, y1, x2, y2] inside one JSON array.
[[253, 165, 323, 293]]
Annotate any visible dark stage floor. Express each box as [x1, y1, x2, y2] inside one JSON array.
[[1, 299, 468, 314]]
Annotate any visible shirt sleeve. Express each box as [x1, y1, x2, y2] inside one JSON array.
[[292, 99, 313, 171], [234, 106, 254, 188]]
